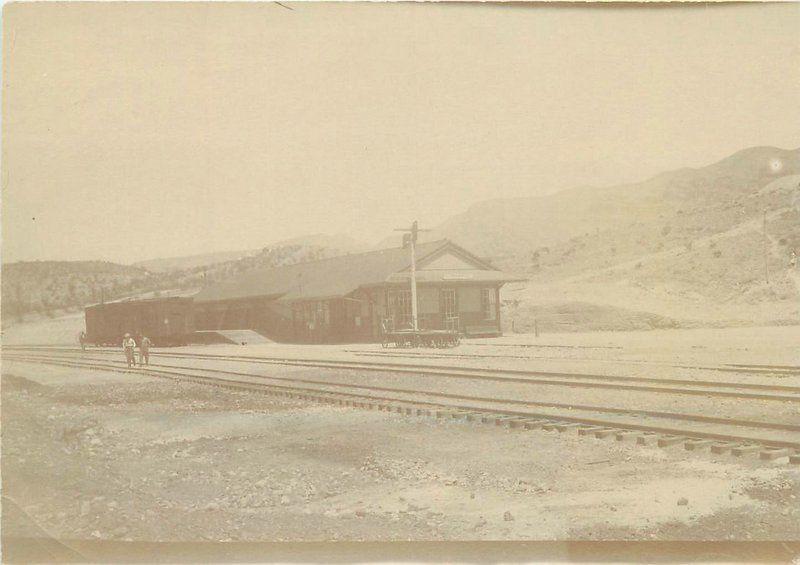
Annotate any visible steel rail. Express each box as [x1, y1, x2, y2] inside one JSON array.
[[6, 353, 800, 450], [5, 346, 800, 402], [345, 349, 800, 376]]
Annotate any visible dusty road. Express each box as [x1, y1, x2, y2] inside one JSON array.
[[3, 361, 799, 546]]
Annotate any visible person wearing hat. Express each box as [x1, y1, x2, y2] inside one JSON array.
[[122, 333, 137, 367], [139, 335, 152, 366]]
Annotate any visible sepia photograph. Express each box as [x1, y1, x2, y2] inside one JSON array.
[[2, 1, 800, 562]]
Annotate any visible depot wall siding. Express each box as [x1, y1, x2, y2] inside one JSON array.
[[200, 282, 503, 343]]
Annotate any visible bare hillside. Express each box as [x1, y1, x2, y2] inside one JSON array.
[[1, 261, 152, 324], [418, 146, 799, 257], [423, 146, 800, 331]]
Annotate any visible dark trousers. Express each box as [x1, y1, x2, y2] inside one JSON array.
[[125, 347, 135, 367]]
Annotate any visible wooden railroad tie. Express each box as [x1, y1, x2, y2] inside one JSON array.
[[759, 448, 792, 461], [523, 420, 549, 430], [657, 436, 687, 448], [684, 439, 715, 451], [493, 416, 519, 427], [731, 445, 761, 457], [504, 418, 530, 429], [636, 433, 659, 446]]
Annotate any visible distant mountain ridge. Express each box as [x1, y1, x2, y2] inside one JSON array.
[[133, 250, 259, 273], [397, 146, 800, 258], [132, 233, 368, 273], [268, 233, 369, 254]]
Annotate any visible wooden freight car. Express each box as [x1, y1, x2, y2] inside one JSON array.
[[84, 297, 194, 347]]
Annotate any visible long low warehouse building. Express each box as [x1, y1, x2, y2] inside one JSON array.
[[193, 239, 525, 343]]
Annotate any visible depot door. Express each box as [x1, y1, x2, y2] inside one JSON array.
[[440, 289, 457, 320]]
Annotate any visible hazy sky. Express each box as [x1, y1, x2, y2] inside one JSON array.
[[3, 2, 799, 264]]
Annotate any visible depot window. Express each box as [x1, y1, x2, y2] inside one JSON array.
[[481, 288, 496, 321]]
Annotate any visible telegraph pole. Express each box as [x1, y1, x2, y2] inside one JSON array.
[[763, 208, 769, 284], [394, 220, 430, 331], [410, 232, 418, 331]]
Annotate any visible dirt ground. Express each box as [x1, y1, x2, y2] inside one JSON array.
[[3, 362, 800, 546]]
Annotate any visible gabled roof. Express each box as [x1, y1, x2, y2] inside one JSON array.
[[193, 239, 523, 303]]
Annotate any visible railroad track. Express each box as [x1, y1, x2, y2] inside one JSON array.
[[5, 346, 800, 403], [725, 363, 800, 372], [4, 350, 800, 466], [467, 342, 623, 350], [344, 348, 800, 376], [17, 344, 798, 378]]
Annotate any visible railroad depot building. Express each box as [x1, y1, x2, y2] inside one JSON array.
[[193, 239, 525, 343]]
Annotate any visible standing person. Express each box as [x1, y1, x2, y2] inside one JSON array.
[[122, 333, 137, 368], [78, 331, 87, 351], [139, 335, 152, 366], [380, 317, 391, 348], [791, 249, 798, 271]]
